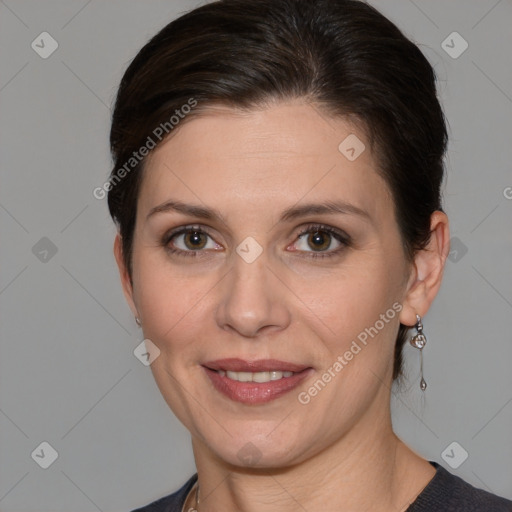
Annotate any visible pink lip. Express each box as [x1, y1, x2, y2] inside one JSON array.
[[202, 359, 313, 405]]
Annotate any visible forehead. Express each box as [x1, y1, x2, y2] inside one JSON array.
[[138, 101, 392, 224]]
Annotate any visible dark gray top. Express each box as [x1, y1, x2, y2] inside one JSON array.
[[131, 461, 512, 511]]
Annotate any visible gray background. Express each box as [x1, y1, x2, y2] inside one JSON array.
[[0, 0, 511, 510]]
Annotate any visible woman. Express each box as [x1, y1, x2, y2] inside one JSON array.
[[107, 0, 512, 510]]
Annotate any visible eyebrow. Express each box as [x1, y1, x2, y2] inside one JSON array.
[[146, 199, 371, 224]]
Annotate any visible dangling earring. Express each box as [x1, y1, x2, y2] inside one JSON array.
[[410, 314, 427, 391], [135, 317, 142, 327]]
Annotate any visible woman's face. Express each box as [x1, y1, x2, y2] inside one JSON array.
[[117, 100, 421, 468]]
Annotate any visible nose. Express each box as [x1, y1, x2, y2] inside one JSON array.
[[215, 249, 291, 338]]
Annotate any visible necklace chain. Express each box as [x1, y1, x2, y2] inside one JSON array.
[[182, 480, 199, 512]]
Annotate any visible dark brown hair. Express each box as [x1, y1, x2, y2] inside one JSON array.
[[108, 0, 448, 382]]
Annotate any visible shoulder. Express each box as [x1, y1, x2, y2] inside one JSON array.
[[130, 473, 198, 512], [408, 461, 512, 512]]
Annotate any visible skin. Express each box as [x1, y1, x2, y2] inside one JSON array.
[[114, 99, 450, 512]]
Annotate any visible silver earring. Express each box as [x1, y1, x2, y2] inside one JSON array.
[[135, 317, 141, 327], [410, 314, 427, 391]]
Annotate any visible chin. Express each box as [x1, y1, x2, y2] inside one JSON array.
[[205, 431, 307, 471]]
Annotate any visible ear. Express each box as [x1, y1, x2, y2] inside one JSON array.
[[113, 232, 139, 319], [399, 211, 450, 327]]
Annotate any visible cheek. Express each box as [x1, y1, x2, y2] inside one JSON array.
[[132, 257, 209, 424], [133, 251, 206, 355], [295, 257, 401, 345]]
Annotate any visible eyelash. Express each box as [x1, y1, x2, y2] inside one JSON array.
[[161, 223, 351, 260]]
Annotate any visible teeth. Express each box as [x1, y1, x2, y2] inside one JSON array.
[[219, 370, 295, 382]]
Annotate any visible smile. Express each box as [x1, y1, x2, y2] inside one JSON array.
[[202, 358, 313, 404], [215, 370, 295, 382]]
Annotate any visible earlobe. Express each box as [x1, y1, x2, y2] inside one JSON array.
[[113, 233, 139, 318], [399, 211, 450, 327]]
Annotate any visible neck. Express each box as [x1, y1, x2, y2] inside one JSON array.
[[188, 393, 435, 512]]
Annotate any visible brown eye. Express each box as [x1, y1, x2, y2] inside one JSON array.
[[293, 224, 351, 259], [306, 230, 332, 251], [162, 226, 221, 258], [182, 230, 208, 250]]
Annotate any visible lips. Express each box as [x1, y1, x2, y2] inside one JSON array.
[[202, 358, 313, 404]]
